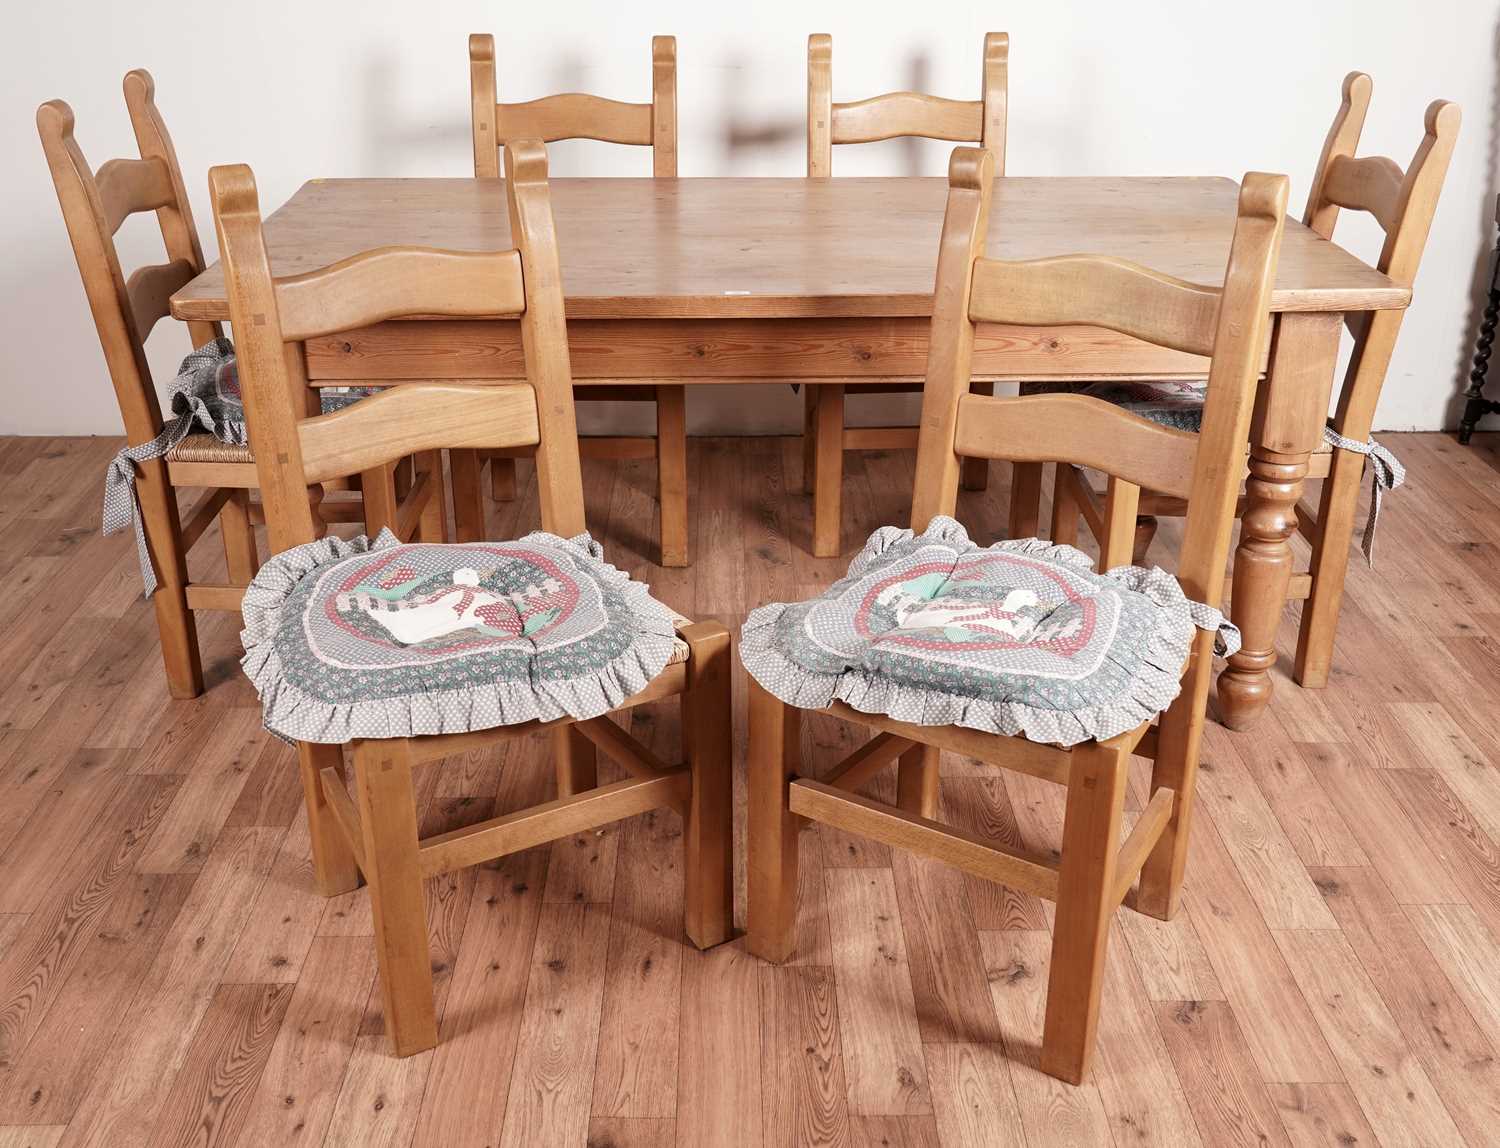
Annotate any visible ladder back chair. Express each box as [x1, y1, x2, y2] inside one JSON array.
[[802, 32, 1007, 558], [36, 71, 437, 700], [1045, 74, 1459, 689], [747, 148, 1288, 1084], [210, 141, 732, 1057], [467, 33, 690, 566]]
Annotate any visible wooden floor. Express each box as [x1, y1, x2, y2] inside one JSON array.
[[1, 431, 1500, 1148]]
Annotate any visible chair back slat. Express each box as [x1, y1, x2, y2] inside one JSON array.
[[1320, 154, 1405, 234], [470, 34, 676, 178], [126, 258, 197, 339], [953, 393, 1203, 500], [912, 146, 1287, 612], [808, 32, 1007, 177], [297, 383, 540, 484], [496, 95, 652, 147], [211, 140, 583, 554], [95, 156, 174, 234], [36, 75, 220, 450], [275, 248, 525, 342], [967, 256, 1220, 357], [831, 92, 983, 145]]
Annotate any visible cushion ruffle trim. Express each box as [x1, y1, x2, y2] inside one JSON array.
[[739, 516, 1239, 748]]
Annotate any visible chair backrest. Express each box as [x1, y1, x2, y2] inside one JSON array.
[[210, 140, 584, 555], [37, 70, 222, 448], [469, 33, 677, 177], [912, 147, 1288, 613], [807, 32, 1007, 178], [1302, 73, 1459, 430]]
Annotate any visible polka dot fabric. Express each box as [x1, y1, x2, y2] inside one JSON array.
[[739, 517, 1239, 747]]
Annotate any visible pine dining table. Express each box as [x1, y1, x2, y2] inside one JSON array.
[[171, 174, 1408, 731]]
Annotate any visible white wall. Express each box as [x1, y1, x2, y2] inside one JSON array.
[[3, 0, 1496, 437]]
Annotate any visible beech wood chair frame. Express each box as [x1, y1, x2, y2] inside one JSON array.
[[748, 148, 1288, 1084], [802, 32, 1007, 558], [1043, 75, 1459, 691], [210, 141, 732, 1058], [35, 70, 438, 700], [467, 33, 689, 566]]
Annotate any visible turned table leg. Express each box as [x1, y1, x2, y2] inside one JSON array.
[[1216, 312, 1341, 730]]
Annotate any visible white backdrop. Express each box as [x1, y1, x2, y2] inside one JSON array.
[[3, 0, 1497, 436]]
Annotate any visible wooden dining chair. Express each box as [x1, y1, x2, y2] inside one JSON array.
[[465, 33, 689, 567], [35, 70, 440, 700], [1044, 75, 1460, 689], [802, 32, 1007, 558], [210, 140, 731, 1057], [747, 148, 1288, 1084]]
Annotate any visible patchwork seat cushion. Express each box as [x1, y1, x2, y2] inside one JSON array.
[[740, 517, 1238, 747], [241, 529, 680, 743]]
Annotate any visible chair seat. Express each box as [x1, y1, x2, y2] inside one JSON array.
[[166, 387, 379, 468], [168, 433, 254, 465], [241, 528, 684, 743], [740, 516, 1236, 747]]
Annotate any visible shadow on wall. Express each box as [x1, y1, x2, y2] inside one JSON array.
[[721, 48, 937, 179], [358, 44, 596, 177], [1449, 13, 1500, 430]]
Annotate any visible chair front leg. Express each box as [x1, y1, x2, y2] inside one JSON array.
[[656, 385, 689, 568], [489, 453, 518, 502], [449, 449, 486, 543], [681, 622, 733, 949], [352, 738, 438, 1057], [415, 451, 449, 543], [298, 741, 360, 896], [1050, 464, 1082, 548], [1040, 738, 1129, 1085], [746, 677, 801, 963]]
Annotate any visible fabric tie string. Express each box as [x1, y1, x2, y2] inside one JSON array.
[[1321, 425, 1405, 566]]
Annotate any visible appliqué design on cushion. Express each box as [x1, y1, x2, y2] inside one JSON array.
[[739, 516, 1238, 747], [241, 529, 676, 743], [102, 338, 379, 596]]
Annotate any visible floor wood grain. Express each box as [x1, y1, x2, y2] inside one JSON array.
[[0, 432, 1498, 1146]]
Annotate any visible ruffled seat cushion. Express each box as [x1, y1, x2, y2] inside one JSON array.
[[241, 529, 679, 743], [1076, 380, 1208, 432], [740, 517, 1238, 747]]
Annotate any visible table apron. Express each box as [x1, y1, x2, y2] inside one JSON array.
[[301, 317, 1229, 383]]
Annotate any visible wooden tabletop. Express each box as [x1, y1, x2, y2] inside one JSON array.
[[172, 176, 1407, 323]]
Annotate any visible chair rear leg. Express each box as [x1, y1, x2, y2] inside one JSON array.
[[353, 738, 438, 1057], [449, 449, 486, 543], [802, 385, 820, 494], [747, 678, 801, 962], [896, 742, 940, 819], [656, 385, 689, 568], [961, 382, 993, 490], [682, 623, 733, 948], [1050, 464, 1082, 548], [1040, 738, 1129, 1084], [1294, 448, 1364, 688], [811, 383, 846, 557], [1008, 462, 1044, 540], [415, 451, 449, 543], [490, 454, 519, 502], [298, 742, 361, 896]]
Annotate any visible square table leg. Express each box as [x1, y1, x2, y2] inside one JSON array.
[[1216, 311, 1342, 730]]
